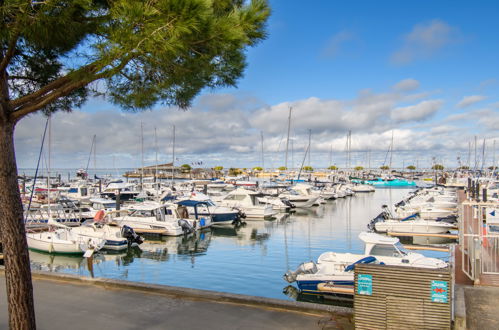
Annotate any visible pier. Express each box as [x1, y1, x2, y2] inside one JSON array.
[[0, 268, 353, 330]]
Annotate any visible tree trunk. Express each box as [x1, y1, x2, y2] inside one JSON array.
[[0, 121, 36, 329]]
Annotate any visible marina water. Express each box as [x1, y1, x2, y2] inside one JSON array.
[[28, 187, 450, 302]]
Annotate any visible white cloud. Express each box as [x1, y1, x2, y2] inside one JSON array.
[[322, 30, 355, 58], [393, 79, 420, 92], [391, 20, 456, 65], [456, 95, 486, 108], [391, 100, 443, 122], [14, 84, 497, 169]]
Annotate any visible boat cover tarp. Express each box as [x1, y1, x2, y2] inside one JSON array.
[[344, 256, 380, 272], [176, 200, 209, 207]]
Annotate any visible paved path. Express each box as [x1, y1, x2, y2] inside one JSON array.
[[0, 275, 351, 330]]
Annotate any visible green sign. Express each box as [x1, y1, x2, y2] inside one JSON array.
[[358, 274, 373, 295], [431, 280, 448, 303]]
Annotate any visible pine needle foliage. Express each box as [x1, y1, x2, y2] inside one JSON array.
[[1, 0, 270, 120]]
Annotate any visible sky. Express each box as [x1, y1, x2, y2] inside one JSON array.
[[15, 0, 499, 170]]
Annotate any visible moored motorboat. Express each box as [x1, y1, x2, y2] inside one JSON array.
[[283, 232, 447, 293]]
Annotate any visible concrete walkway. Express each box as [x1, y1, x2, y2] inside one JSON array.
[[0, 272, 353, 330]]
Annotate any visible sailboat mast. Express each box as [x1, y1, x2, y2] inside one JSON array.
[[389, 130, 394, 169], [47, 115, 52, 217], [474, 135, 478, 170], [260, 131, 264, 169], [481, 138, 486, 171], [329, 144, 333, 168], [140, 122, 144, 190], [93, 135, 96, 176], [284, 107, 292, 169], [308, 129, 311, 167], [172, 125, 176, 181], [155, 127, 158, 183]]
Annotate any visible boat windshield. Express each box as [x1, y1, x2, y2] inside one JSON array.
[[395, 242, 409, 256]]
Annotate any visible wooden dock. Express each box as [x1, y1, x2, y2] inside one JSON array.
[[387, 232, 458, 239]]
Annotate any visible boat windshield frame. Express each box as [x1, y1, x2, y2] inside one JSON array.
[[394, 242, 409, 256]]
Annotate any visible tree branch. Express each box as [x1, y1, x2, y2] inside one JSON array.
[[0, 31, 20, 74]]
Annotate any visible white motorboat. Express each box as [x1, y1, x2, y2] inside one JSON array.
[[112, 202, 211, 236], [26, 223, 106, 255], [70, 217, 143, 250], [351, 184, 375, 193], [80, 197, 117, 220], [284, 232, 448, 293], [175, 192, 242, 225], [279, 184, 319, 208], [395, 205, 456, 219], [218, 188, 277, 219], [369, 206, 455, 234], [373, 218, 454, 234]]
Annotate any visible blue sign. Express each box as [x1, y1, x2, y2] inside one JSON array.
[[358, 274, 373, 295], [431, 280, 448, 303]]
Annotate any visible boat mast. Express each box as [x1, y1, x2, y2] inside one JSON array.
[[389, 130, 394, 169], [140, 121, 144, 190], [155, 127, 158, 183], [47, 115, 52, 219], [284, 107, 292, 169], [329, 144, 333, 168], [308, 129, 311, 168], [474, 135, 478, 171], [172, 125, 176, 182], [467, 141, 471, 169], [260, 131, 264, 169], [93, 135, 96, 177], [481, 138, 486, 171]]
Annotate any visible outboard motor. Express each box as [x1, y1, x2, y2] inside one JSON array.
[[283, 261, 318, 283], [282, 199, 296, 208], [121, 225, 144, 247], [178, 219, 194, 235]]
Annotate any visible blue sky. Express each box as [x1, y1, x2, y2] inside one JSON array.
[[15, 0, 499, 170]]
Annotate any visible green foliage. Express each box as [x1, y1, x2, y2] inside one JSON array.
[[380, 165, 390, 170], [180, 164, 191, 172], [354, 166, 364, 171], [2, 0, 271, 119], [328, 165, 338, 170], [302, 166, 313, 172], [213, 166, 224, 171], [278, 166, 287, 171], [228, 167, 242, 176], [406, 165, 416, 170], [253, 166, 263, 171], [459, 166, 470, 170], [432, 164, 444, 170]]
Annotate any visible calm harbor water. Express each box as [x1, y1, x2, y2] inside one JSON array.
[[29, 188, 450, 302]]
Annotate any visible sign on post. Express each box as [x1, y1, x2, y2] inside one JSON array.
[[358, 274, 373, 295], [430, 280, 448, 303]]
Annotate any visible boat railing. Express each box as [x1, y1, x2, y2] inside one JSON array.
[[24, 207, 82, 228]]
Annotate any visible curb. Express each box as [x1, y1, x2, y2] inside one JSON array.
[[0, 267, 353, 317]]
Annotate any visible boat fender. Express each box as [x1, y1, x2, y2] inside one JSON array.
[[94, 210, 105, 222], [200, 218, 206, 227]]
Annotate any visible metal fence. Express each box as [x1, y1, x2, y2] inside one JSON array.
[[460, 201, 499, 281]]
